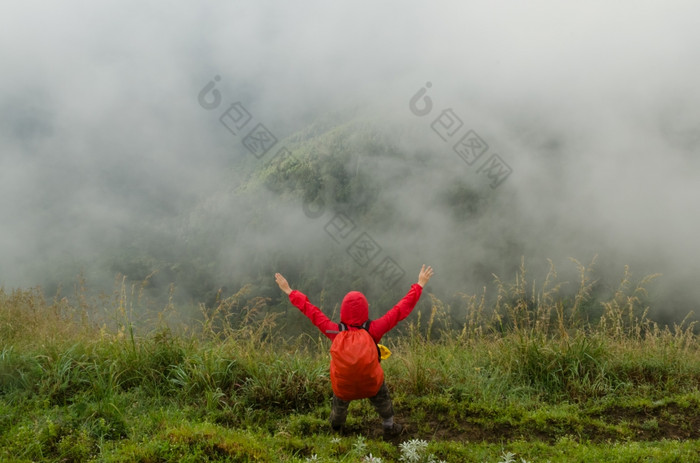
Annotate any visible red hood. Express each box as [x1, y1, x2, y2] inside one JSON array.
[[340, 291, 369, 326]]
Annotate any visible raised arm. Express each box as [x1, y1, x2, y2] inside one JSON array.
[[275, 272, 339, 339], [369, 265, 434, 341]]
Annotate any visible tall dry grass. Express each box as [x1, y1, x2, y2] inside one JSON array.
[[2, 258, 699, 408]]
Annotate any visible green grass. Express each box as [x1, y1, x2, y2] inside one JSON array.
[[3, 261, 700, 462]]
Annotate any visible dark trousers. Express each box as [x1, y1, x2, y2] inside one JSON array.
[[329, 382, 394, 427]]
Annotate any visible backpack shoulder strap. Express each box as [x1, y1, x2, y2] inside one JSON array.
[[359, 320, 381, 363], [326, 322, 348, 335]]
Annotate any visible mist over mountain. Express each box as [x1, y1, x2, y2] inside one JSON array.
[[2, 2, 699, 324]]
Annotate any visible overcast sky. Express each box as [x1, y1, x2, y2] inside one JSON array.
[[1, 1, 699, 313]]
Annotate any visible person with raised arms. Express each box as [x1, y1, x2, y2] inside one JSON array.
[[275, 264, 434, 438]]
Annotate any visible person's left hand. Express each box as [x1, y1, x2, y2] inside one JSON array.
[[275, 273, 292, 295]]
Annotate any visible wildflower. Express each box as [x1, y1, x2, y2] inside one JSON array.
[[363, 453, 384, 463], [399, 439, 429, 462], [352, 435, 368, 455]]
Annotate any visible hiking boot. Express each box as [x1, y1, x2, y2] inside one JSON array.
[[382, 422, 403, 438], [330, 423, 344, 434]]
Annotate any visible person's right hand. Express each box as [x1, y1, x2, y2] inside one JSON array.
[[417, 265, 434, 287]]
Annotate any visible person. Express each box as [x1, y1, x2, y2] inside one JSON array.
[[274, 264, 434, 437]]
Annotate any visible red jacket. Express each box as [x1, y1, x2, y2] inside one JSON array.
[[288, 284, 424, 342]]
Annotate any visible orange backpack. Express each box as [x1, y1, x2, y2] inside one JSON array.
[[329, 321, 384, 401]]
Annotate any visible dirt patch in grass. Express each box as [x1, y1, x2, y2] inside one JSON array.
[[593, 400, 700, 441], [333, 400, 700, 444]]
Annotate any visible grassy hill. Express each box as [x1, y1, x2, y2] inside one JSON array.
[[3, 261, 700, 462]]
